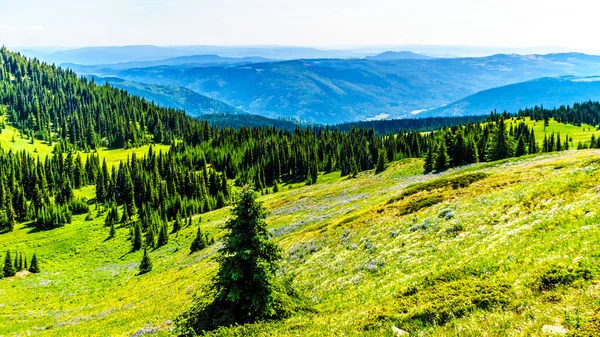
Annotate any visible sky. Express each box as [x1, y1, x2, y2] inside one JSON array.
[[1, 0, 599, 50]]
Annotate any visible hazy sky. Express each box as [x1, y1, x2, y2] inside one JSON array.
[[1, 0, 598, 49]]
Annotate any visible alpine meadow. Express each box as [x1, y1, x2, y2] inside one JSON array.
[[4, 0, 600, 336]]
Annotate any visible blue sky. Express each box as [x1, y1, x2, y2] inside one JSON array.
[[1, 0, 598, 49]]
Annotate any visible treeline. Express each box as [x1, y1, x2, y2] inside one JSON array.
[[334, 115, 490, 134], [422, 117, 572, 173], [517, 101, 600, 127]]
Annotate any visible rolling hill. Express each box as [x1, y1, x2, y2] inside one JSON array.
[[70, 53, 600, 123], [365, 51, 434, 60], [65, 54, 274, 74], [91, 76, 242, 116], [25, 45, 373, 65], [422, 76, 600, 117]]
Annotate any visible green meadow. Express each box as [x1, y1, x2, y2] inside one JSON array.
[[2, 121, 600, 336]]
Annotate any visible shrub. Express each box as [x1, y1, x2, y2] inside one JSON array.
[[390, 172, 489, 203], [69, 198, 90, 215], [396, 277, 512, 327], [572, 307, 600, 337], [534, 263, 595, 291], [396, 195, 444, 216]]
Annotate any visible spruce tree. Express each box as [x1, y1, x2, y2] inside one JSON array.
[[3, 251, 15, 277], [434, 141, 450, 172], [375, 148, 387, 173], [109, 221, 116, 239], [157, 222, 169, 247], [172, 214, 182, 234], [486, 118, 513, 161], [181, 187, 294, 331], [138, 248, 152, 275], [423, 142, 435, 173], [132, 221, 143, 251], [29, 253, 40, 273], [515, 137, 526, 157], [121, 204, 130, 223], [190, 225, 207, 253]]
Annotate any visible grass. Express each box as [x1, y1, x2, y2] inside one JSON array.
[[4, 123, 600, 335], [0, 122, 170, 168], [506, 116, 600, 146]]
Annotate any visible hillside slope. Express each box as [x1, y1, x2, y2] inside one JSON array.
[[76, 53, 600, 123], [423, 76, 600, 117], [91, 76, 242, 116], [3, 144, 600, 336]]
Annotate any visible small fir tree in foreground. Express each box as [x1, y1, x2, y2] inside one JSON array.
[[138, 248, 152, 275], [178, 187, 298, 332]]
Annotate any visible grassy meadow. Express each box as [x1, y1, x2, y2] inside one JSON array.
[[2, 121, 600, 336]]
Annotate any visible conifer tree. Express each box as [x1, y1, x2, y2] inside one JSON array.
[[157, 222, 169, 247], [132, 221, 143, 251], [375, 148, 387, 173], [138, 248, 152, 275], [486, 118, 513, 161], [29, 253, 40, 273], [434, 141, 450, 172], [423, 142, 435, 173], [515, 137, 526, 157], [109, 221, 116, 239], [121, 204, 130, 223], [529, 130, 538, 154], [190, 225, 207, 253], [3, 251, 15, 277], [172, 214, 182, 234], [181, 187, 293, 331]]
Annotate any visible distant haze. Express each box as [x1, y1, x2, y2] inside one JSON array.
[[2, 0, 600, 54]]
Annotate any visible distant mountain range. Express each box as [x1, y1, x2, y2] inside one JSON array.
[[22, 45, 375, 65], [68, 55, 274, 73], [91, 76, 241, 116], [68, 53, 600, 123], [421, 76, 600, 117], [365, 51, 433, 60]]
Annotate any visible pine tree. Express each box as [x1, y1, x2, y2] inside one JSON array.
[[29, 253, 40, 273], [157, 222, 169, 247], [190, 225, 207, 253], [434, 141, 450, 172], [172, 214, 182, 234], [515, 137, 526, 157], [423, 142, 435, 173], [109, 221, 116, 238], [529, 130, 538, 154], [132, 221, 143, 251], [121, 204, 130, 223], [3, 251, 15, 277], [138, 248, 152, 275], [487, 118, 513, 161], [375, 148, 387, 173], [184, 187, 293, 330]]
